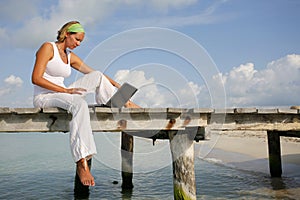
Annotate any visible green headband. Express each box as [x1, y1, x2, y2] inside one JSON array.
[[67, 23, 85, 33]]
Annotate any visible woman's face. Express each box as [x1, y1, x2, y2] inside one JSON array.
[[66, 32, 85, 49]]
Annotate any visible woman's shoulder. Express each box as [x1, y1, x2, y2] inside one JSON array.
[[36, 42, 54, 58], [40, 42, 54, 49], [38, 42, 55, 52]]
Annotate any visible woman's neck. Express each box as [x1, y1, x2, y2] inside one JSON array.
[[55, 41, 66, 51]]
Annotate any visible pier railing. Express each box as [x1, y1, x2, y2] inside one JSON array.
[[1, 106, 300, 199]]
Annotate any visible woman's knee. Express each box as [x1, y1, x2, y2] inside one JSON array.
[[69, 96, 89, 113], [89, 71, 103, 80]]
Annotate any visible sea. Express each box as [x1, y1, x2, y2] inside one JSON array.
[[0, 132, 299, 200]]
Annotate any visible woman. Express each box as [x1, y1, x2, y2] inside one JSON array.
[[32, 21, 139, 186]]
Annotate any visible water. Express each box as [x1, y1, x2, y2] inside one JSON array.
[[0, 133, 299, 199]]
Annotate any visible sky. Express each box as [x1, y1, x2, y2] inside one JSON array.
[[0, 0, 300, 108]]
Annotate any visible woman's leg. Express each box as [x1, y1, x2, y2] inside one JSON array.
[[70, 71, 140, 108], [34, 93, 96, 186], [69, 71, 116, 104]]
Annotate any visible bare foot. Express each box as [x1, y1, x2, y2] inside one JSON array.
[[76, 158, 95, 186], [125, 101, 141, 108]]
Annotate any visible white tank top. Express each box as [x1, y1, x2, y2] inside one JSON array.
[[34, 42, 71, 96]]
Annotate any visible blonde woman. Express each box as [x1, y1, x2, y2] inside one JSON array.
[[32, 21, 139, 186]]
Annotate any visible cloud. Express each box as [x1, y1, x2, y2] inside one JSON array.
[[217, 54, 300, 107], [4, 75, 23, 87], [0, 75, 23, 96], [1, 0, 121, 48], [0, 0, 229, 48], [116, 54, 300, 108], [114, 69, 201, 107], [114, 69, 165, 107], [0, 75, 24, 105]]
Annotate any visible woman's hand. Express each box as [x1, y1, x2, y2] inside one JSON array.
[[66, 88, 87, 95]]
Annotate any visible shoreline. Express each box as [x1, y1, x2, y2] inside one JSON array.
[[196, 132, 300, 176]]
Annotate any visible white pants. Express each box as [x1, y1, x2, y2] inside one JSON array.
[[33, 71, 117, 162]]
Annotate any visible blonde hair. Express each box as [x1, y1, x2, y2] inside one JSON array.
[[56, 21, 81, 42]]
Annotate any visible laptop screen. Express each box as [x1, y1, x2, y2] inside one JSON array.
[[105, 83, 138, 108]]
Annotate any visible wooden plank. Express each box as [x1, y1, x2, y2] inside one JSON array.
[[13, 108, 41, 114], [121, 107, 145, 113], [234, 108, 257, 113], [193, 108, 214, 113], [257, 108, 278, 114], [0, 107, 12, 114], [42, 107, 67, 113], [214, 108, 234, 113], [278, 108, 298, 114], [167, 108, 187, 113], [145, 108, 168, 113]]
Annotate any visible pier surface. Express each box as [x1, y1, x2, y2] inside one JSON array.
[[1, 107, 300, 133]]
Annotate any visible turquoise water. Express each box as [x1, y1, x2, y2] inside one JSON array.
[[0, 133, 299, 199]]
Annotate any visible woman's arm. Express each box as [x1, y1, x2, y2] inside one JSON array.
[[70, 52, 121, 88], [31, 43, 85, 94]]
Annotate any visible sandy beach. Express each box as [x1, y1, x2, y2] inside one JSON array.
[[195, 131, 300, 176], [194, 131, 300, 198]]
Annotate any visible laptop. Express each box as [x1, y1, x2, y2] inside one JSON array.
[[89, 83, 138, 108]]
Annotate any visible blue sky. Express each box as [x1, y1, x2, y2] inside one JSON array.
[[0, 0, 300, 108]]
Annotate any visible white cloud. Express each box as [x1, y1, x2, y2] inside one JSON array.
[[114, 69, 154, 87], [1, 0, 120, 48], [229, 63, 257, 81], [0, 75, 24, 106], [4, 75, 23, 87], [114, 69, 165, 107], [114, 54, 300, 108], [217, 54, 300, 107], [114, 69, 201, 107], [187, 81, 201, 97], [0, 0, 228, 48]]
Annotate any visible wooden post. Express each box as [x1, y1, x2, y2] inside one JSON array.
[[169, 127, 197, 200], [74, 158, 92, 198], [121, 131, 134, 189], [267, 131, 282, 177]]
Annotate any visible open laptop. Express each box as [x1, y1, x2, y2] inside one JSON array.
[[89, 83, 138, 108]]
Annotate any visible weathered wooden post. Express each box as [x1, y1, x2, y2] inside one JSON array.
[[118, 118, 134, 189], [169, 127, 197, 200], [121, 130, 134, 189], [267, 131, 282, 177]]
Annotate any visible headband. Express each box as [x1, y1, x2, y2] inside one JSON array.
[[67, 23, 85, 33]]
